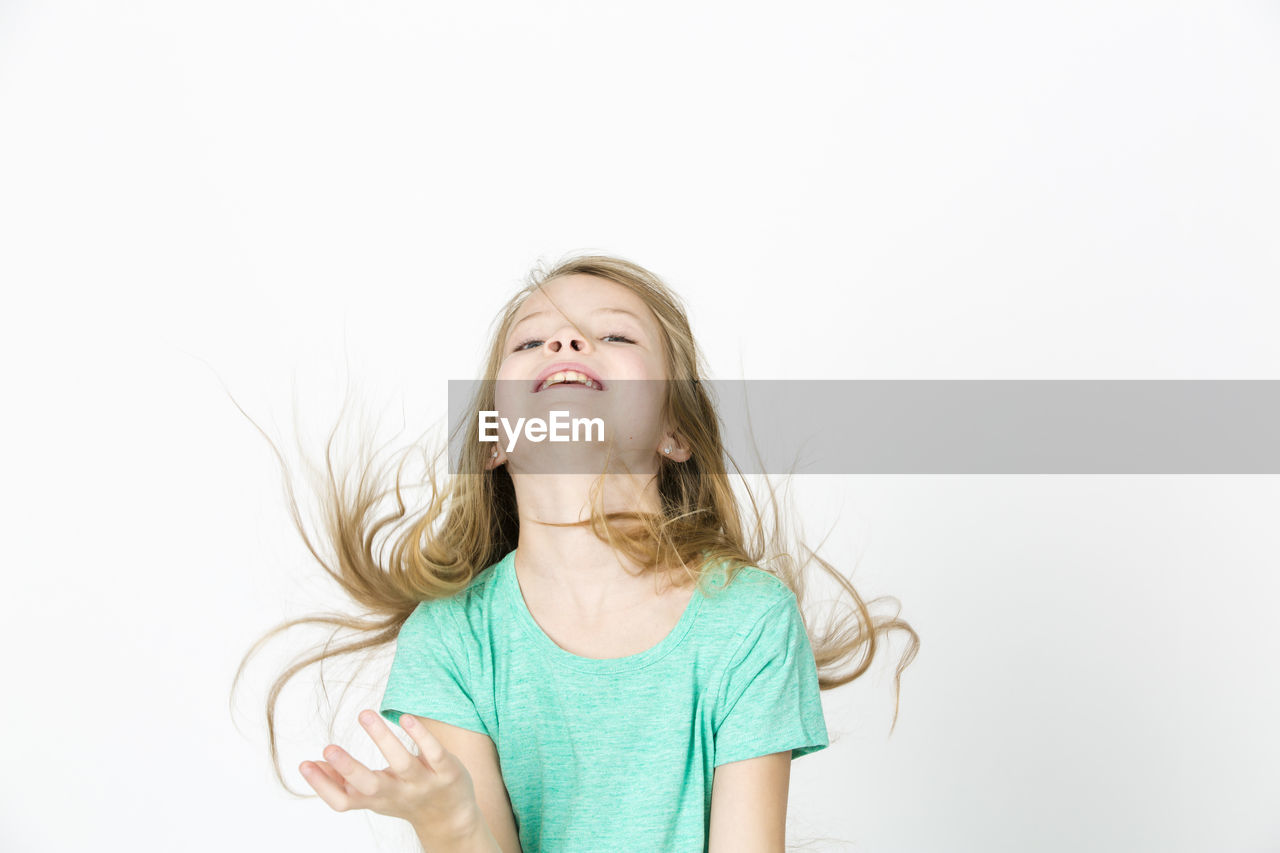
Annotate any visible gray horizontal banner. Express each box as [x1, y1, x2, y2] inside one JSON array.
[[446, 380, 1280, 474]]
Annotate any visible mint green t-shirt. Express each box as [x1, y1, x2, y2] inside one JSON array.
[[379, 547, 828, 853]]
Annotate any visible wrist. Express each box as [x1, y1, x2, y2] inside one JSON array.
[[412, 804, 498, 853]]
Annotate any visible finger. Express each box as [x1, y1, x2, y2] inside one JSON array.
[[319, 744, 383, 798], [398, 713, 450, 771], [309, 759, 351, 792], [299, 759, 360, 812], [357, 709, 420, 777]]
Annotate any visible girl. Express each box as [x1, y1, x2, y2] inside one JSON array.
[[233, 254, 918, 852]]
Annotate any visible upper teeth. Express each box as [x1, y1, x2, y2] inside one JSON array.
[[538, 371, 601, 391]]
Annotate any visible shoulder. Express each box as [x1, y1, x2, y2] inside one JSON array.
[[401, 558, 505, 639], [700, 562, 797, 618], [695, 562, 802, 659]]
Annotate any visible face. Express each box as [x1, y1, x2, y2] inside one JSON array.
[[490, 274, 677, 474]]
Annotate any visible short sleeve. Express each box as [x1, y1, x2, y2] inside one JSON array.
[[379, 596, 489, 737], [712, 594, 829, 767]]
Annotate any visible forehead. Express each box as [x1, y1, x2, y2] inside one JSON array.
[[510, 274, 653, 328]]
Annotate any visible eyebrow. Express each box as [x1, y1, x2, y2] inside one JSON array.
[[509, 307, 646, 334]]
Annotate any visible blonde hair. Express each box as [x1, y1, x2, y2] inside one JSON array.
[[230, 251, 919, 799]]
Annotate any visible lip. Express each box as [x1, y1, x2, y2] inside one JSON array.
[[532, 362, 606, 392]]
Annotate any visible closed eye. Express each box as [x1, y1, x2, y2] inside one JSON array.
[[512, 333, 636, 352]]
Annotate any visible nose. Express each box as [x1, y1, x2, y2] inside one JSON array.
[[545, 321, 592, 354]]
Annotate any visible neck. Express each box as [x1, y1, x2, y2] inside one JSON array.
[[509, 471, 666, 609]]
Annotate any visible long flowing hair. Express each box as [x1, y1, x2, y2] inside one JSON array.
[[229, 252, 919, 798]]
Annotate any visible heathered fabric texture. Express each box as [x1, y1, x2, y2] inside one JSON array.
[[380, 548, 828, 853]]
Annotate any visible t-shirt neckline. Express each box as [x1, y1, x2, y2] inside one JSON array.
[[498, 547, 704, 674]]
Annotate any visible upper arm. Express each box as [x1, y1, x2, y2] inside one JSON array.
[[707, 751, 791, 853], [416, 716, 523, 853]]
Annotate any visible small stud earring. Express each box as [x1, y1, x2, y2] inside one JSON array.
[[491, 450, 498, 458], [664, 447, 671, 454]]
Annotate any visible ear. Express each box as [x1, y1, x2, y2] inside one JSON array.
[[658, 432, 692, 463], [484, 446, 506, 470]]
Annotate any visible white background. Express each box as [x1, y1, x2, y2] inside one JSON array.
[[2, 1, 1278, 851]]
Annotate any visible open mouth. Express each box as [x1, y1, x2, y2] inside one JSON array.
[[534, 370, 604, 392], [532, 363, 607, 393]]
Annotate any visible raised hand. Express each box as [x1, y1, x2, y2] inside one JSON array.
[[300, 709, 485, 840]]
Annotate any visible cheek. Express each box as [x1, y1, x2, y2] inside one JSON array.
[[495, 353, 528, 381], [610, 350, 662, 379], [492, 360, 527, 410]]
